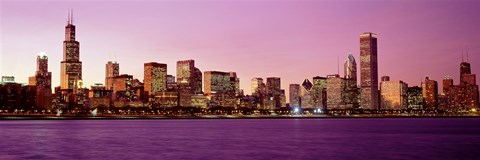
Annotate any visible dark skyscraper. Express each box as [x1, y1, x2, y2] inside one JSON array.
[[60, 11, 82, 90], [360, 32, 379, 110]]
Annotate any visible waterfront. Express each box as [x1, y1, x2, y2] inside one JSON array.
[[1, 118, 479, 159]]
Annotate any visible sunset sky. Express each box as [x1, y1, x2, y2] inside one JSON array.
[[1, 0, 479, 98]]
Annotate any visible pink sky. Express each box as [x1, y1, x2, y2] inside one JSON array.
[[1, 0, 479, 99]]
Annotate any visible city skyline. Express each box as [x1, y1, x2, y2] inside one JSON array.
[[1, 0, 480, 98]]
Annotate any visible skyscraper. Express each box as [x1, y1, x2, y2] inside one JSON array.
[[144, 62, 167, 96], [176, 60, 202, 94], [105, 61, 119, 90], [251, 78, 266, 109], [344, 53, 357, 83], [251, 78, 264, 95], [289, 84, 300, 108], [442, 60, 479, 111], [60, 12, 82, 90], [300, 79, 314, 108], [360, 32, 379, 110], [422, 77, 438, 110], [266, 77, 281, 109], [204, 71, 235, 107], [380, 76, 408, 110], [30, 52, 52, 109]]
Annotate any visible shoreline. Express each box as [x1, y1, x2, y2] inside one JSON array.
[[1, 114, 480, 120]]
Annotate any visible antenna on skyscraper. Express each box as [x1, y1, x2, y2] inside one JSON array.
[[466, 50, 469, 62], [71, 9, 74, 24], [67, 10, 70, 25], [462, 49, 464, 62], [337, 55, 339, 75]]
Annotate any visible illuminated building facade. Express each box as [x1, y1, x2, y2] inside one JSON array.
[[344, 53, 357, 83], [289, 84, 300, 108], [60, 12, 82, 90], [113, 74, 134, 102], [326, 74, 346, 109], [28, 52, 53, 109], [422, 77, 438, 110], [380, 76, 408, 110], [204, 71, 236, 107], [313, 76, 327, 109], [407, 86, 424, 110], [441, 61, 479, 111], [105, 61, 119, 90], [88, 83, 112, 108], [360, 32, 379, 109], [144, 62, 167, 96], [251, 78, 266, 109]]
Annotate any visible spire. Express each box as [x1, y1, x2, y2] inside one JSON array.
[[466, 50, 469, 62], [71, 9, 74, 24], [67, 10, 71, 25]]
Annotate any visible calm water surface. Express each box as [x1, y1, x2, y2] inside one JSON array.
[[1, 118, 479, 160]]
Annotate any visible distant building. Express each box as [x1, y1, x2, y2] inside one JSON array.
[[105, 61, 119, 90], [312, 76, 327, 109], [360, 32, 379, 110], [88, 83, 112, 109], [326, 74, 346, 109], [289, 84, 300, 108], [113, 74, 134, 102], [60, 13, 82, 90], [177, 60, 202, 94], [204, 71, 236, 107], [344, 53, 357, 83], [422, 77, 438, 110], [441, 60, 479, 111], [251, 78, 266, 109], [407, 86, 424, 110], [300, 79, 314, 108], [28, 52, 53, 110], [144, 62, 167, 97], [266, 77, 281, 109], [1, 76, 15, 84], [380, 76, 408, 110]]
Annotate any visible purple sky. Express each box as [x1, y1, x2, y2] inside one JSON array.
[[1, 0, 479, 99]]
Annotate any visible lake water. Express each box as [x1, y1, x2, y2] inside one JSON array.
[[1, 118, 479, 160]]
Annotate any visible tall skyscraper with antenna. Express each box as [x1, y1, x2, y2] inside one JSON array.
[[60, 11, 82, 90]]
